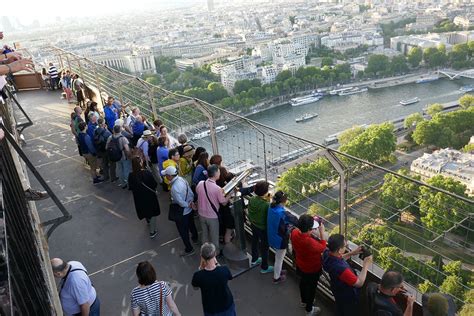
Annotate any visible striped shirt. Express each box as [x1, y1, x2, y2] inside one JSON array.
[[48, 66, 58, 78], [130, 281, 172, 316]]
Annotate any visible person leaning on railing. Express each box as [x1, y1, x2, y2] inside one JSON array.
[[290, 214, 327, 315], [322, 234, 373, 316], [366, 270, 416, 316]]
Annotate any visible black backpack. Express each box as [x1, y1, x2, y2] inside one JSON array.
[[93, 128, 108, 152], [107, 136, 123, 162]]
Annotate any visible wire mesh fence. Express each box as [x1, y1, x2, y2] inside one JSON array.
[[29, 46, 473, 305]]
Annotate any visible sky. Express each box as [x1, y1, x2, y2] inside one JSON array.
[[9, 0, 204, 22]]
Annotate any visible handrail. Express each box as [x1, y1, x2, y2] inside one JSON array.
[[0, 122, 72, 239], [3, 86, 33, 133], [43, 46, 473, 205]]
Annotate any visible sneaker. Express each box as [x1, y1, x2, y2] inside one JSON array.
[[111, 177, 119, 182], [24, 188, 49, 201], [300, 302, 306, 308], [272, 275, 286, 284], [306, 306, 321, 315], [260, 266, 274, 274], [179, 248, 196, 257], [93, 177, 104, 185], [251, 257, 262, 266], [121, 183, 128, 189], [149, 231, 158, 239]]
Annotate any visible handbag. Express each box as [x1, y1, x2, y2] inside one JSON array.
[[168, 178, 189, 222], [203, 181, 221, 221], [141, 281, 164, 316]]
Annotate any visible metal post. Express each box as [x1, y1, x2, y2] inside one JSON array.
[[194, 100, 219, 155], [148, 87, 158, 119], [322, 150, 348, 237]]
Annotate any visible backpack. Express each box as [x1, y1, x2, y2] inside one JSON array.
[[107, 136, 123, 162], [93, 128, 108, 152]]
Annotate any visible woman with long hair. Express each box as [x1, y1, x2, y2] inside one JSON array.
[[209, 154, 235, 244], [267, 191, 298, 284], [130, 261, 181, 316], [192, 152, 209, 186], [128, 156, 161, 238]]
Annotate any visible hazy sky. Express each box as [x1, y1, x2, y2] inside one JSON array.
[[12, 0, 203, 21]]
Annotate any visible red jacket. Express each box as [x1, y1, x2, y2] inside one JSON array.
[[291, 228, 327, 273]]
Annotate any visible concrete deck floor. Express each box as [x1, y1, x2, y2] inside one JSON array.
[[18, 89, 335, 315]]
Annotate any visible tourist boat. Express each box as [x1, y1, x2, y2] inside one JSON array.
[[416, 75, 439, 84], [399, 97, 420, 106], [459, 85, 474, 93], [338, 87, 368, 96], [329, 87, 353, 95], [191, 125, 228, 140], [295, 113, 318, 123], [290, 94, 321, 106]]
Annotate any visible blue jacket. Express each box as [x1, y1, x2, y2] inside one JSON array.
[[78, 132, 96, 155], [192, 164, 208, 186], [87, 122, 98, 140], [157, 146, 169, 172], [322, 249, 360, 303], [267, 204, 297, 249], [104, 105, 117, 130]]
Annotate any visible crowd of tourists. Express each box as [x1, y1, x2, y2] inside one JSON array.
[[58, 84, 455, 316], [0, 30, 456, 316]]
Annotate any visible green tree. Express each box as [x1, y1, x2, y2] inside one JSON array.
[[338, 125, 365, 145], [423, 47, 439, 65], [459, 94, 474, 109], [355, 224, 394, 250], [419, 175, 469, 234], [366, 54, 390, 76], [418, 279, 437, 293], [380, 169, 421, 219], [443, 260, 462, 276], [426, 103, 444, 116], [378, 246, 404, 271], [144, 74, 161, 85], [289, 15, 296, 25], [407, 47, 423, 68], [404, 112, 424, 128], [339, 123, 396, 163], [390, 55, 408, 74], [439, 275, 464, 300], [462, 143, 474, 153], [276, 70, 292, 82], [460, 289, 474, 316], [428, 51, 448, 68], [321, 57, 333, 67]]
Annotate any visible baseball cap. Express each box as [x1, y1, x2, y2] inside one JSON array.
[[161, 166, 178, 176]]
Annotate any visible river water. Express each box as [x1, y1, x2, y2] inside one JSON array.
[[246, 78, 474, 143]]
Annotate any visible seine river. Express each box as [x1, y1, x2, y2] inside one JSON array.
[[246, 78, 474, 143]]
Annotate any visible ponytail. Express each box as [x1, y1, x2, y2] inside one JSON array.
[[271, 190, 287, 208]]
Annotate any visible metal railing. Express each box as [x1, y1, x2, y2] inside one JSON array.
[[31, 46, 473, 307], [0, 88, 62, 314]]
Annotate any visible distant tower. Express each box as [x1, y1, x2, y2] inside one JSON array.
[[207, 0, 214, 12]]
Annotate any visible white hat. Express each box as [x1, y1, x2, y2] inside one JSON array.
[[161, 166, 178, 176], [142, 130, 152, 138], [312, 216, 320, 229], [115, 119, 124, 127]]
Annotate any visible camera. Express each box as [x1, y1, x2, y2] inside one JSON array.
[[359, 246, 372, 260]]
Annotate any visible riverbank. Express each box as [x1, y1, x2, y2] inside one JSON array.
[[242, 70, 439, 117]]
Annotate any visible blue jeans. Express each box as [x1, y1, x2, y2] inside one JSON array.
[[73, 297, 100, 315], [116, 159, 131, 185], [205, 303, 236, 316]]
